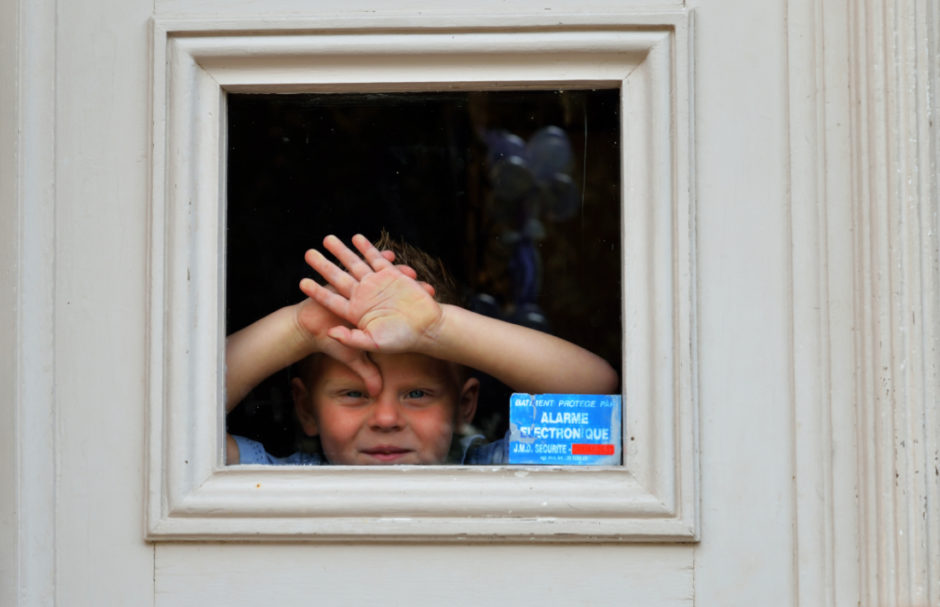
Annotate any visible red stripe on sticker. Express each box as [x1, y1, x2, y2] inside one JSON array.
[[571, 444, 615, 455]]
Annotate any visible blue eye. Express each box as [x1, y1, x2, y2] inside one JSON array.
[[405, 389, 427, 399], [342, 390, 366, 399]]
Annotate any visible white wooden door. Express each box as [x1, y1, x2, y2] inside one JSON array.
[[3, 0, 937, 606]]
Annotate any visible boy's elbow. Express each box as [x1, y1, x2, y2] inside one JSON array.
[[226, 434, 240, 465], [570, 356, 618, 394], [598, 363, 620, 394]]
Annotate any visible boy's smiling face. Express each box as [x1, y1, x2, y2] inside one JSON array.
[[293, 352, 478, 465]]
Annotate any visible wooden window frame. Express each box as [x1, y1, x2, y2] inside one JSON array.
[[146, 13, 697, 542]]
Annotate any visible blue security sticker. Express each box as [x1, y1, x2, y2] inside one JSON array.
[[508, 393, 622, 465]]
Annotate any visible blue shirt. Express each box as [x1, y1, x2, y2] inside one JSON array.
[[232, 432, 509, 465]]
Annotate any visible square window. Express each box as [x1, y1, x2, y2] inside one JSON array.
[[148, 17, 697, 541], [224, 90, 622, 462]]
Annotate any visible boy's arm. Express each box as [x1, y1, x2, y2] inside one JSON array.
[[224, 298, 382, 465], [226, 297, 394, 412], [226, 249, 417, 411], [303, 234, 618, 394], [425, 304, 618, 394], [225, 302, 317, 412], [224, 303, 313, 466]]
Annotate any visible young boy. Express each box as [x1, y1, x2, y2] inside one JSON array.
[[225, 233, 618, 465]]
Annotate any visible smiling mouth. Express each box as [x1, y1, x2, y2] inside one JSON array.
[[361, 446, 412, 463]]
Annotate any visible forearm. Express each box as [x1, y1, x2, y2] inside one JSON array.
[[422, 305, 619, 394], [225, 303, 314, 412]]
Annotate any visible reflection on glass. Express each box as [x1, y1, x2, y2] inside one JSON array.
[[225, 90, 621, 464]]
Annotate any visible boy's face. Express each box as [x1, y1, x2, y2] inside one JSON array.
[[292, 352, 478, 465]]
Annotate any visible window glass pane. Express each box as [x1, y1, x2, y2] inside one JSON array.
[[225, 90, 621, 464]]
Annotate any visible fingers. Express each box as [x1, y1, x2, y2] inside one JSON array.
[[351, 234, 394, 272], [394, 265, 435, 296], [343, 353, 383, 397], [358, 366, 382, 398], [304, 249, 358, 297], [327, 326, 379, 351], [396, 264, 418, 280], [299, 277, 351, 320], [322, 235, 374, 280], [308, 235, 430, 298], [323, 234, 390, 279], [318, 334, 383, 396]]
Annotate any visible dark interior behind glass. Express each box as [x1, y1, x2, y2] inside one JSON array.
[[226, 90, 622, 458]]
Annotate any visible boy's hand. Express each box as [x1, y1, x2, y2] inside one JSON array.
[[300, 234, 443, 353], [292, 296, 384, 396]]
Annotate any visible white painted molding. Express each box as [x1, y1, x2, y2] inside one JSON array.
[[154, 0, 682, 18], [787, 1, 862, 605], [792, 0, 940, 604], [1, 0, 59, 604], [147, 15, 697, 541], [848, 0, 940, 605]]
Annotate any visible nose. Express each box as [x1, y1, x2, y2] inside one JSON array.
[[368, 392, 404, 431]]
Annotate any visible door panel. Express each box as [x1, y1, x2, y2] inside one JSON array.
[[5, 0, 878, 604], [53, 0, 155, 604], [156, 545, 693, 606]]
